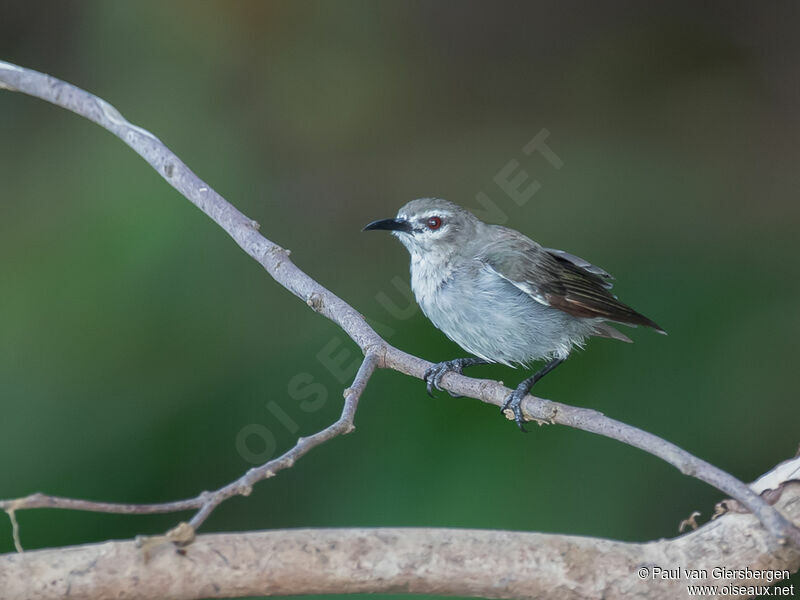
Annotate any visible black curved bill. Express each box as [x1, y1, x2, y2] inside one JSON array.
[[362, 218, 412, 233]]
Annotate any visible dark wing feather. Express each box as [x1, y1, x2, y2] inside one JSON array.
[[479, 228, 665, 333], [544, 247, 614, 285]]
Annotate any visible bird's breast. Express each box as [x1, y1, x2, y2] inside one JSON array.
[[409, 259, 595, 365]]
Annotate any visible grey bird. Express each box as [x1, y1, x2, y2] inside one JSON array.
[[364, 198, 665, 431]]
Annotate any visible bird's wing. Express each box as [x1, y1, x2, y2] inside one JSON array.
[[543, 247, 614, 286], [477, 228, 665, 332]]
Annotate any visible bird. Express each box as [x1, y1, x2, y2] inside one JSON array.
[[363, 198, 665, 431]]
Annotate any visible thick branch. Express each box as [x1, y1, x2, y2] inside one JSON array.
[[1, 474, 798, 600], [0, 59, 798, 550]]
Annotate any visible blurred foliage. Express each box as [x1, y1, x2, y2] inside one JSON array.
[[1, 1, 798, 598]]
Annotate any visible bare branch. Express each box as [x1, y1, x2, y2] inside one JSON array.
[[185, 350, 378, 531], [382, 346, 800, 548], [1, 464, 798, 600], [1, 352, 378, 542], [0, 59, 798, 552]]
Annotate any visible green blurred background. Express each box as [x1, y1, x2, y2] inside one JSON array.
[[1, 1, 798, 597]]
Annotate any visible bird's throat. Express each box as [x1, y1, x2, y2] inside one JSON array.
[[409, 251, 455, 308]]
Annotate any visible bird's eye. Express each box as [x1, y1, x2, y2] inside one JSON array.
[[426, 216, 442, 230]]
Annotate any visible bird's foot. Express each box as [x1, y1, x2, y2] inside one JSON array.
[[500, 381, 535, 433], [424, 358, 485, 397], [500, 358, 566, 433]]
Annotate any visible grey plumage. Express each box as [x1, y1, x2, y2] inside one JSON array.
[[364, 198, 664, 430]]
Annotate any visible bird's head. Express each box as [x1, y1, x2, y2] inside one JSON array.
[[363, 198, 480, 259]]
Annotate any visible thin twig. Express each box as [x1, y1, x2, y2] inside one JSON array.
[[185, 351, 378, 530], [0, 494, 201, 516], [0, 60, 798, 549], [0, 352, 378, 540]]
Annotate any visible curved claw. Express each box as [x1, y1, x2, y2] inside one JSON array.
[[424, 366, 448, 396], [424, 364, 447, 396], [433, 367, 463, 398], [423, 359, 471, 397], [424, 367, 437, 397], [513, 402, 528, 433], [501, 389, 529, 433]]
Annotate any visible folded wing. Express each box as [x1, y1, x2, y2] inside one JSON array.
[[478, 228, 665, 333]]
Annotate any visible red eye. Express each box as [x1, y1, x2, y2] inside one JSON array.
[[426, 216, 442, 230]]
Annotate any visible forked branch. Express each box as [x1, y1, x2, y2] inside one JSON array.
[[0, 59, 798, 555]]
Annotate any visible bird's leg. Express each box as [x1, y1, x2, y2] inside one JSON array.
[[501, 358, 565, 432], [424, 357, 489, 397]]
